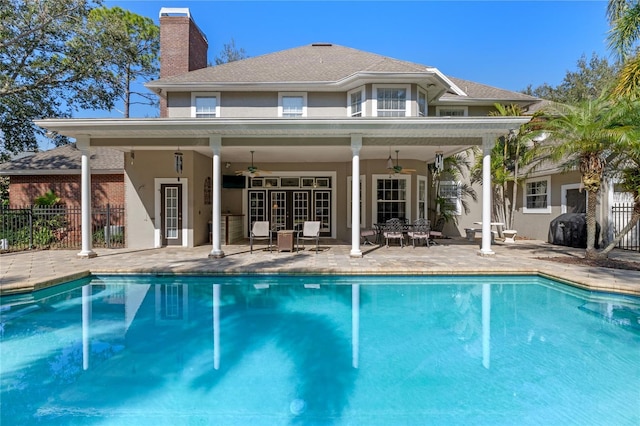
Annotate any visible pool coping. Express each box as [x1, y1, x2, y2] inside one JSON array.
[[3, 266, 638, 298]]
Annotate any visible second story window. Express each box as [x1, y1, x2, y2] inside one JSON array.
[[279, 93, 307, 117], [374, 85, 409, 117], [192, 93, 220, 118], [436, 106, 468, 117], [418, 89, 427, 117], [348, 87, 364, 117]]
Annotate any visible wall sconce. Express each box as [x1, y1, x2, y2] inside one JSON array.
[[175, 150, 183, 181], [435, 150, 444, 173], [225, 162, 231, 169], [130, 150, 135, 165]]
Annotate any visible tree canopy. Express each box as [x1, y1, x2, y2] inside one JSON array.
[[0, 0, 159, 160], [214, 38, 248, 65], [522, 53, 618, 104]]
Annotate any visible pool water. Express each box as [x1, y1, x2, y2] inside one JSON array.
[[1, 274, 639, 425]]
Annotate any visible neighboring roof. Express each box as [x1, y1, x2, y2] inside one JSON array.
[[443, 77, 539, 103], [147, 42, 539, 106], [0, 144, 123, 175]]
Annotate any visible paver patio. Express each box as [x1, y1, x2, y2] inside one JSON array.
[[1, 238, 639, 297]]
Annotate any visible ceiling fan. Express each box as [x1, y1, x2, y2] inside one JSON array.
[[235, 150, 271, 177], [387, 150, 416, 174]]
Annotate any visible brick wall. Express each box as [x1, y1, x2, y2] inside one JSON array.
[[159, 13, 208, 117], [9, 174, 125, 207]]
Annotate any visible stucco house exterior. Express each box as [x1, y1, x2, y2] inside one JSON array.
[[34, 8, 537, 258]]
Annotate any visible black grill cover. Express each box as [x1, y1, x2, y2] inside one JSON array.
[[548, 213, 600, 248]]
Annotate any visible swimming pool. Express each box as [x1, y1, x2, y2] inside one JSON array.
[[1, 274, 639, 425]]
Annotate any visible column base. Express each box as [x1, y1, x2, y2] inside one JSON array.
[[350, 249, 363, 258], [209, 250, 225, 259], [77, 250, 97, 259], [478, 249, 495, 257]]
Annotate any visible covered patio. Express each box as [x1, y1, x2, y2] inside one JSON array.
[[36, 116, 530, 260]]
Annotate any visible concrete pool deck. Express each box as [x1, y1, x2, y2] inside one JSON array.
[[1, 238, 639, 297]]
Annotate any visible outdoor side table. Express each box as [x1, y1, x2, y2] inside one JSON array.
[[277, 230, 295, 252]]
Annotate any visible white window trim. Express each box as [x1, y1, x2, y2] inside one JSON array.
[[373, 84, 411, 117], [278, 92, 307, 117], [417, 88, 428, 117], [523, 176, 552, 214], [436, 106, 468, 117], [417, 175, 428, 219], [347, 175, 366, 228], [347, 86, 366, 117], [439, 180, 462, 216], [371, 174, 412, 224], [191, 92, 220, 118]]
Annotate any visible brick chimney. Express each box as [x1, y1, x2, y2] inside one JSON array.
[[158, 8, 208, 117]]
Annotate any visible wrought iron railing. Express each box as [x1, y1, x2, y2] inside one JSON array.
[[611, 203, 639, 252], [0, 204, 125, 253]]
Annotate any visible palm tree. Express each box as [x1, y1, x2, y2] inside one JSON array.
[[471, 104, 540, 230], [607, 0, 640, 99], [599, 99, 640, 254], [540, 97, 634, 259]]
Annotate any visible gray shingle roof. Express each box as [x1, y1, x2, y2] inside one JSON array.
[[152, 43, 433, 85], [444, 77, 538, 102], [0, 144, 123, 174], [149, 43, 537, 104]]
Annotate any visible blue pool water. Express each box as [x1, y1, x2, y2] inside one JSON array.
[[1, 274, 639, 425]]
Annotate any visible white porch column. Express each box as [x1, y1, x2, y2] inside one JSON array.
[[209, 135, 225, 258], [480, 135, 495, 256], [350, 135, 363, 258], [77, 136, 96, 258]]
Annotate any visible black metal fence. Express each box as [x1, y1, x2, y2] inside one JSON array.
[[0, 204, 125, 253], [612, 203, 639, 252]]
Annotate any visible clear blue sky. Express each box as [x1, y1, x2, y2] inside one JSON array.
[[81, 1, 612, 119]]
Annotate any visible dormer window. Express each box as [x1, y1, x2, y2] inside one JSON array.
[[373, 85, 410, 117], [192, 93, 220, 118], [348, 87, 365, 117], [279, 92, 307, 117]]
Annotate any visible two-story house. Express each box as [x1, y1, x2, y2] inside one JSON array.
[[35, 8, 535, 259]]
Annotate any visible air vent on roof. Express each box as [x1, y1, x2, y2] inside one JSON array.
[[311, 43, 333, 47]]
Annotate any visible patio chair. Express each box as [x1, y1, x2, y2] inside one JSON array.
[[296, 221, 321, 253], [383, 218, 404, 248], [360, 228, 377, 245], [407, 218, 431, 248], [250, 221, 272, 253]]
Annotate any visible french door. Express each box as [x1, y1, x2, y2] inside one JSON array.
[[161, 184, 183, 246], [248, 189, 331, 235]]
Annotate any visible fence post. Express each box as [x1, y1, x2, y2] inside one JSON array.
[[29, 205, 34, 249], [106, 203, 111, 249]]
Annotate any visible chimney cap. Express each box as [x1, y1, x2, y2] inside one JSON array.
[[159, 7, 191, 18]]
